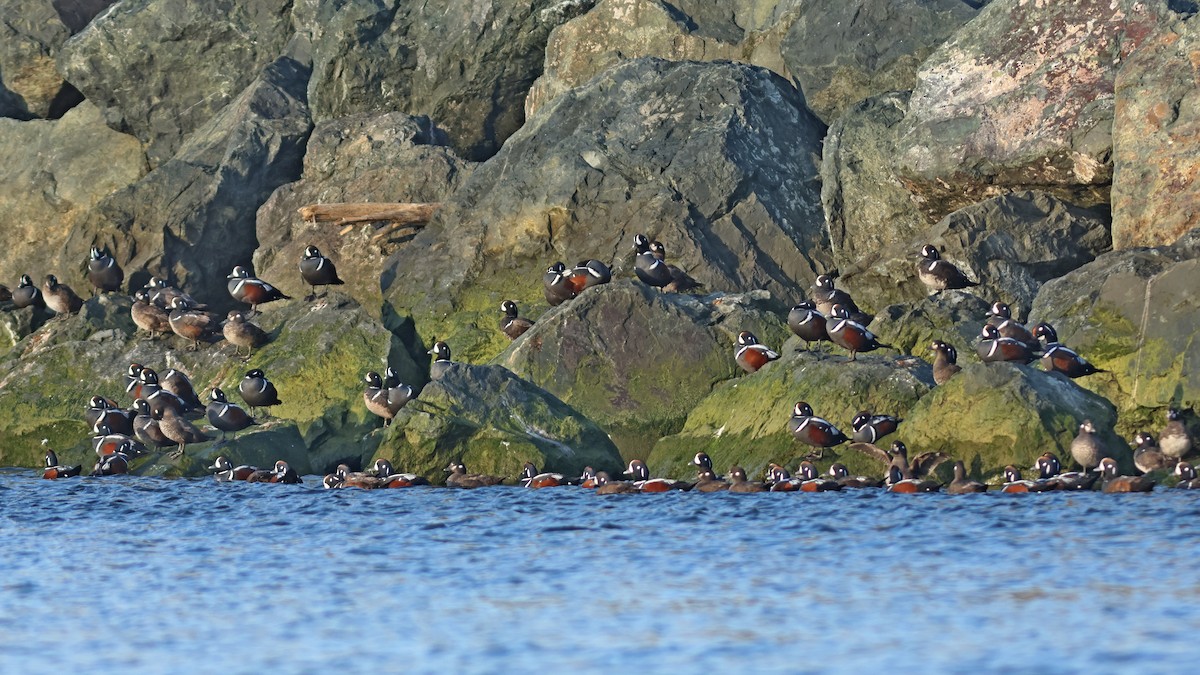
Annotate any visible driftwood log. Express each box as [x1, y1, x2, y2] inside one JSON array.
[[297, 202, 441, 240]]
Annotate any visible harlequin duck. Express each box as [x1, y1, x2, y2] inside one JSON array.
[[322, 473, 345, 489], [1131, 431, 1171, 474], [1173, 461, 1200, 489], [828, 463, 883, 489], [42, 274, 83, 317], [145, 277, 204, 310], [788, 401, 849, 456], [594, 471, 637, 494], [160, 368, 202, 410], [795, 461, 842, 492], [269, 460, 303, 484], [765, 463, 802, 491], [1032, 322, 1103, 378], [11, 275, 44, 309], [209, 455, 258, 481], [131, 398, 175, 449], [1000, 465, 1053, 493], [877, 441, 949, 480], [223, 311, 269, 361], [624, 459, 692, 492], [648, 241, 702, 292], [92, 421, 147, 458], [826, 304, 892, 361], [371, 459, 430, 488], [577, 466, 599, 488], [362, 371, 416, 426], [444, 462, 506, 488], [1036, 451, 1098, 491], [632, 234, 672, 289], [809, 274, 871, 325], [976, 324, 1035, 364], [500, 300, 534, 340], [239, 369, 282, 415], [43, 447, 81, 480], [916, 244, 978, 293], [985, 302, 1039, 351], [131, 289, 171, 338], [694, 469, 731, 492], [519, 462, 568, 488], [85, 396, 135, 436], [692, 451, 715, 473], [168, 297, 221, 351], [207, 388, 258, 437], [1159, 408, 1193, 459], [885, 464, 940, 493], [155, 406, 211, 458], [947, 461, 987, 494], [726, 466, 767, 493], [87, 246, 124, 293], [851, 412, 901, 444], [298, 245, 345, 300], [787, 301, 831, 351], [1069, 419, 1107, 472], [227, 265, 290, 313], [566, 259, 612, 294], [929, 340, 962, 385], [543, 262, 576, 306], [428, 341, 454, 379], [1096, 457, 1155, 493], [328, 463, 381, 489], [735, 331, 779, 373], [90, 446, 131, 476], [138, 368, 189, 418]]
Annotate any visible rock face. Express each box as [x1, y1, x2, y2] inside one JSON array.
[[869, 290, 992, 358], [1112, 19, 1200, 248], [66, 57, 312, 310], [495, 282, 788, 460], [57, 0, 296, 165], [1031, 228, 1200, 433], [375, 362, 625, 481], [0, 102, 146, 287], [253, 112, 475, 314], [841, 191, 1112, 313], [0, 0, 76, 119], [384, 58, 830, 363], [307, 0, 585, 161], [895, 0, 1167, 222], [650, 342, 932, 480], [781, 0, 983, 124], [0, 291, 405, 476]]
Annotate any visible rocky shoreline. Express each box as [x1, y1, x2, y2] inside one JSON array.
[[1, 0, 1197, 482]]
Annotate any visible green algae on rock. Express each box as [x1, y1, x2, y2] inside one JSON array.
[[869, 290, 991, 358]]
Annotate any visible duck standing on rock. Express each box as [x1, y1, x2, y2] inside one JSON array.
[[428, 341, 454, 379], [223, 311, 269, 361], [976, 324, 1034, 364], [227, 265, 290, 314], [851, 412, 902, 444], [42, 275, 83, 317], [131, 289, 171, 339], [168, 297, 221, 351], [632, 234, 672, 289], [734, 331, 779, 373], [787, 301, 830, 352], [929, 340, 962, 384], [156, 406, 211, 459], [207, 388, 258, 439], [131, 398, 174, 449], [543, 262, 575, 306], [1069, 420, 1107, 472], [239, 369, 282, 416], [648, 241, 702, 292], [916, 244, 978, 293], [809, 274, 871, 325], [499, 300, 534, 340], [362, 371, 415, 426], [87, 246, 124, 294], [826, 304, 891, 361], [987, 302, 1039, 352], [1131, 431, 1171, 475], [11, 275, 44, 309], [298, 245, 344, 301], [1159, 409, 1192, 460], [788, 401, 848, 457], [1032, 322, 1104, 378]]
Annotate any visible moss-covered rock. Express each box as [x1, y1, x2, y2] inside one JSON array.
[[649, 342, 932, 480], [494, 281, 787, 461], [372, 362, 624, 483], [869, 290, 990, 357]]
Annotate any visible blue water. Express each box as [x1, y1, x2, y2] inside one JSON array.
[[2, 471, 1198, 674]]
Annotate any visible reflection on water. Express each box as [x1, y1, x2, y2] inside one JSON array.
[[1, 473, 1198, 673]]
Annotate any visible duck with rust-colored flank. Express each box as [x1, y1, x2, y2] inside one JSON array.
[[787, 301, 830, 352], [131, 398, 174, 450], [156, 406, 211, 459], [445, 462, 505, 488], [85, 396, 135, 436], [947, 461, 987, 494], [227, 265, 290, 314], [11, 275, 43, 309], [131, 289, 171, 338], [566, 259, 612, 295], [145, 277, 204, 310], [976, 324, 1035, 364], [594, 471, 637, 494], [500, 300, 534, 340], [576, 466, 599, 488], [371, 459, 430, 488], [916, 244, 978, 293], [42, 446, 81, 480], [986, 302, 1039, 353], [826, 304, 892, 361], [125, 363, 146, 400], [209, 456, 258, 482], [1096, 458, 1155, 494], [519, 462, 568, 488], [207, 388, 258, 438], [735, 331, 779, 374], [87, 246, 124, 293], [828, 463, 883, 489], [726, 466, 767, 493], [1035, 451, 1099, 491], [223, 311, 269, 361], [1000, 465, 1053, 493], [930, 340, 962, 385], [90, 446, 131, 476], [624, 459, 692, 492], [239, 369, 282, 416], [1033, 323, 1104, 378], [168, 297, 221, 351], [298, 245, 344, 301], [648, 241, 702, 293], [851, 412, 901, 444], [885, 465, 940, 493], [138, 368, 189, 418], [543, 262, 576, 306], [1173, 461, 1200, 489], [42, 274, 83, 317], [788, 402, 848, 458], [766, 463, 802, 492], [250, 460, 302, 484], [1159, 409, 1193, 460], [795, 461, 842, 492], [92, 421, 147, 459], [809, 274, 871, 325]]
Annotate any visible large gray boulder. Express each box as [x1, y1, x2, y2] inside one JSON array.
[[253, 112, 475, 315], [383, 58, 830, 364], [57, 0, 297, 165], [781, 0, 984, 124], [894, 0, 1169, 223], [0, 0, 73, 119], [66, 57, 313, 310], [306, 0, 586, 161]]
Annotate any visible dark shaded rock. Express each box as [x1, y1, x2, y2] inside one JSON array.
[[57, 0, 297, 165], [307, 0, 582, 161], [900, 362, 1129, 477], [649, 341, 931, 480], [840, 191, 1111, 313], [0, 291, 406, 475], [51, 0, 121, 33], [66, 57, 313, 312], [0, 102, 146, 290], [1031, 229, 1200, 434], [253, 112, 475, 315], [373, 362, 624, 482], [495, 281, 788, 460], [383, 58, 830, 364], [1112, 18, 1200, 248], [0, 0, 73, 119], [870, 290, 992, 358], [781, 0, 983, 124], [894, 0, 1168, 222]]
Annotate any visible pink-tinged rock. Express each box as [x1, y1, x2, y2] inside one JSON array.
[[1113, 19, 1200, 249]]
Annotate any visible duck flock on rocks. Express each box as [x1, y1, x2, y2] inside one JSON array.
[[7, 235, 1196, 494]]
